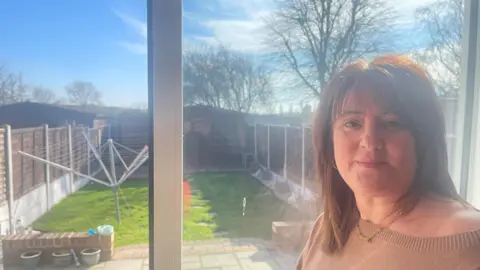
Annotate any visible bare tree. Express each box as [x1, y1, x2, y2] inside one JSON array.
[[415, 0, 463, 97], [0, 65, 28, 105], [184, 46, 226, 108], [65, 81, 103, 107], [264, 0, 399, 100], [31, 87, 57, 103], [184, 45, 273, 113]]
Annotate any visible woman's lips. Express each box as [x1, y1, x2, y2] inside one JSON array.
[[355, 161, 387, 168]]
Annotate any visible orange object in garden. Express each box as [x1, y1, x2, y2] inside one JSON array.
[[183, 177, 192, 212]]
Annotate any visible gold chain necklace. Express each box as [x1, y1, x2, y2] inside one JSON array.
[[356, 211, 402, 243], [356, 199, 417, 243]]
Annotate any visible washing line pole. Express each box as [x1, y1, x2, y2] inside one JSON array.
[[108, 139, 121, 225], [18, 132, 149, 227]]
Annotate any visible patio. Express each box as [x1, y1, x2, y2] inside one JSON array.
[[1, 238, 299, 270]]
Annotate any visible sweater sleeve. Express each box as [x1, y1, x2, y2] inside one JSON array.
[[296, 213, 324, 270]]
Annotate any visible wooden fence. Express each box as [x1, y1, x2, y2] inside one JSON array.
[[0, 124, 104, 235], [254, 124, 318, 193]]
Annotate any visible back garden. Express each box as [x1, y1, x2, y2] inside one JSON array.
[[32, 172, 303, 247]]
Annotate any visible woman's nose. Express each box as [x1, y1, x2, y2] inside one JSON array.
[[359, 123, 383, 151]]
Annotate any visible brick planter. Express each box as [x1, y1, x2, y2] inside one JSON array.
[[272, 221, 313, 252], [2, 232, 114, 267]]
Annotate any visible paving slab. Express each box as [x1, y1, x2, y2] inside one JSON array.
[[221, 266, 242, 270], [201, 254, 239, 268], [103, 259, 144, 270], [238, 258, 280, 270], [183, 261, 203, 269], [1, 238, 300, 270]]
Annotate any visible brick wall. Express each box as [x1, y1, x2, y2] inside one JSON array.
[[2, 232, 114, 266]]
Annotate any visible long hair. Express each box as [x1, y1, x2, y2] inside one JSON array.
[[313, 55, 463, 254]]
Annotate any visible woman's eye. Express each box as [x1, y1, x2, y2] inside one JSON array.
[[383, 119, 402, 129], [344, 120, 361, 128]]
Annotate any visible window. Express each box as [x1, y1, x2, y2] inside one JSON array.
[[152, 0, 480, 269], [1, 1, 150, 269]]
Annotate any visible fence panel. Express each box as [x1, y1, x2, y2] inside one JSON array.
[[256, 125, 269, 168], [112, 123, 148, 165], [286, 127, 302, 185], [303, 127, 320, 193], [11, 127, 46, 199], [269, 126, 285, 176], [245, 125, 255, 154], [89, 126, 104, 176], [73, 127, 88, 177], [48, 127, 70, 182]]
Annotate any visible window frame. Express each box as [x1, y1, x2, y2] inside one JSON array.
[[453, 0, 480, 201], [149, 0, 183, 269]]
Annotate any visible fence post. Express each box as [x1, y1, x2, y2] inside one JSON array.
[[254, 124, 257, 161], [4, 125, 14, 235], [44, 124, 51, 210], [67, 125, 74, 193], [301, 125, 305, 195], [86, 127, 91, 176], [267, 125, 270, 169], [284, 126, 287, 179]]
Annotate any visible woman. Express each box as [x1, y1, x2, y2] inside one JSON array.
[[297, 55, 480, 270]]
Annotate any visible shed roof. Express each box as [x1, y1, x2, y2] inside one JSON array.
[[0, 102, 97, 118]]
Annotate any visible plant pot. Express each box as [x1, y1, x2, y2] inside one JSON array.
[[20, 250, 42, 269], [81, 248, 101, 266], [97, 225, 114, 235], [52, 250, 72, 267]]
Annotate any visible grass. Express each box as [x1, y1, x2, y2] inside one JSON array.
[[32, 172, 302, 247]]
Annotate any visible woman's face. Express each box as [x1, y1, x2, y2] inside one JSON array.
[[332, 89, 416, 198]]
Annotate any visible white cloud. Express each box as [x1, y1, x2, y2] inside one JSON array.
[[113, 0, 440, 56], [114, 10, 147, 39], [118, 42, 147, 55], [193, 0, 273, 53], [190, 0, 439, 54], [195, 16, 271, 53], [114, 10, 147, 54]]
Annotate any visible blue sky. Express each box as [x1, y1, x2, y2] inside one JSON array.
[[0, 0, 435, 107]]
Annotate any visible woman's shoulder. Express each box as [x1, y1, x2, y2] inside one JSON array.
[[406, 197, 480, 237], [442, 204, 480, 235]]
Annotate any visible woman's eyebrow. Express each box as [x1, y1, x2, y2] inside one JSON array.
[[339, 110, 363, 116], [338, 110, 398, 117]]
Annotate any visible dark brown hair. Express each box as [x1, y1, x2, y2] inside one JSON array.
[[313, 55, 463, 254]]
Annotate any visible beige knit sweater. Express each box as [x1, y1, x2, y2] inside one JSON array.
[[297, 216, 480, 270]]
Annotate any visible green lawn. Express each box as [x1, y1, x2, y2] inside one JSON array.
[[32, 172, 302, 247]]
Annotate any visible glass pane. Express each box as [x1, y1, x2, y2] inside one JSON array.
[[415, 0, 465, 192], [0, 1, 149, 269], [182, 0, 469, 269]]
